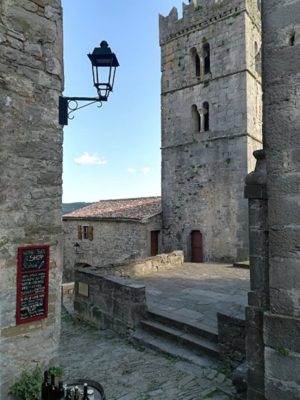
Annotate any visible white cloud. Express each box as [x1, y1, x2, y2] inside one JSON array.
[[74, 152, 107, 166], [127, 167, 137, 174], [127, 167, 151, 175], [141, 167, 151, 174]]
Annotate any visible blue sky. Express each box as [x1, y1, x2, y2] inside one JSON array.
[[62, 0, 184, 203]]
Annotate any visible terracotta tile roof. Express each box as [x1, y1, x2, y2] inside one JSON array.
[[63, 196, 161, 221]]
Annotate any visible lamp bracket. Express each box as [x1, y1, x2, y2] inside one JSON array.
[[59, 96, 107, 126]]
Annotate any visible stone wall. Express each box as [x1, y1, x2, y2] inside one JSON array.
[[262, 1, 300, 399], [100, 251, 184, 277], [218, 312, 246, 368], [74, 268, 148, 335], [160, 0, 262, 263], [63, 214, 162, 282], [0, 0, 63, 395], [244, 149, 268, 400]]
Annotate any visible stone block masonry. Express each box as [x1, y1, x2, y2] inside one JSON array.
[[261, 1, 300, 399], [0, 0, 63, 396], [244, 149, 268, 400], [63, 213, 162, 282], [73, 252, 183, 335], [74, 268, 148, 335], [101, 251, 184, 278], [244, 1, 300, 399], [217, 312, 246, 369], [160, 0, 262, 263]]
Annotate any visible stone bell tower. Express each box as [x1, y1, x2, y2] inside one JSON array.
[[160, 0, 262, 262]]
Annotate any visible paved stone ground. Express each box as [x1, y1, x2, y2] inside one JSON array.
[[58, 310, 238, 400], [58, 263, 248, 399], [133, 263, 249, 330]]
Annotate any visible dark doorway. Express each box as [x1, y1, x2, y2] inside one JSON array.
[[191, 230, 203, 262], [151, 231, 160, 256]]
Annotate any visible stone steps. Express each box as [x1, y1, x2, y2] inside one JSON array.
[[131, 329, 218, 368], [130, 308, 220, 366], [147, 309, 218, 343]]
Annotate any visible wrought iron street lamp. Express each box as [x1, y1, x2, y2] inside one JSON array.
[[59, 41, 119, 126]]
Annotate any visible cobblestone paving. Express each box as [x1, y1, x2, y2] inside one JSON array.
[[58, 311, 238, 400], [133, 263, 249, 330]]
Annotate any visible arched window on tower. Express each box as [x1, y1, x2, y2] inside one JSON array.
[[203, 102, 209, 131], [192, 105, 201, 132], [289, 30, 296, 46], [203, 42, 210, 74], [191, 47, 201, 77]]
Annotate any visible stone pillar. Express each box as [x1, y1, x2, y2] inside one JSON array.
[[244, 149, 268, 400], [0, 0, 63, 396], [262, 1, 300, 399]]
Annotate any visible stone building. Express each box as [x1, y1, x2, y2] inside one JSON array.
[[160, 0, 262, 262], [245, 1, 300, 399], [0, 0, 63, 396], [63, 197, 162, 282]]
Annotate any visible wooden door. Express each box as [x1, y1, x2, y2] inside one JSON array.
[[191, 231, 203, 262], [151, 231, 159, 256]]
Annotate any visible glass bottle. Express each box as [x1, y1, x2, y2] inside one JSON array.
[[65, 388, 72, 400], [49, 374, 56, 400], [74, 385, 80, 400], [41, 370, 49, 400], [57, 381, 65, 400], [82, 383, 88, 400]]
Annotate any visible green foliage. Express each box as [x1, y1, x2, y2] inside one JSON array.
[[9, 366, 42, 400], [61, 312, 74, 323], [48, 366, 63, 376], [276, 346, 289, 357]]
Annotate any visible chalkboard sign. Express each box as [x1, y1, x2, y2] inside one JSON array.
[[20, 247, 47, 271], [16, 245, 49, 324]]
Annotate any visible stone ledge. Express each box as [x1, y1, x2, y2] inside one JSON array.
[[99, 251, 184, 278]]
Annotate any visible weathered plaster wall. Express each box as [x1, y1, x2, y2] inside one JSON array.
[[63, 214, 162, 282], [160, 0, 262, 262], [262, 1, 300, 399], [0, 0, 63, 395]]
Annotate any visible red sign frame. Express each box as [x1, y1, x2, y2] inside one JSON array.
[[16, 245, 50, 324]]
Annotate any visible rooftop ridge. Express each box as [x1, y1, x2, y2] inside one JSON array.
[[63, 196, 162, 220], [159, 0, 249, 45], [94, 195, 161, 203]]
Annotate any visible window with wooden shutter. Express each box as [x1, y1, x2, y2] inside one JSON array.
[[83, 226, 89, 239], [78, 225, 82, 240], [88, 226, 93, 241]]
